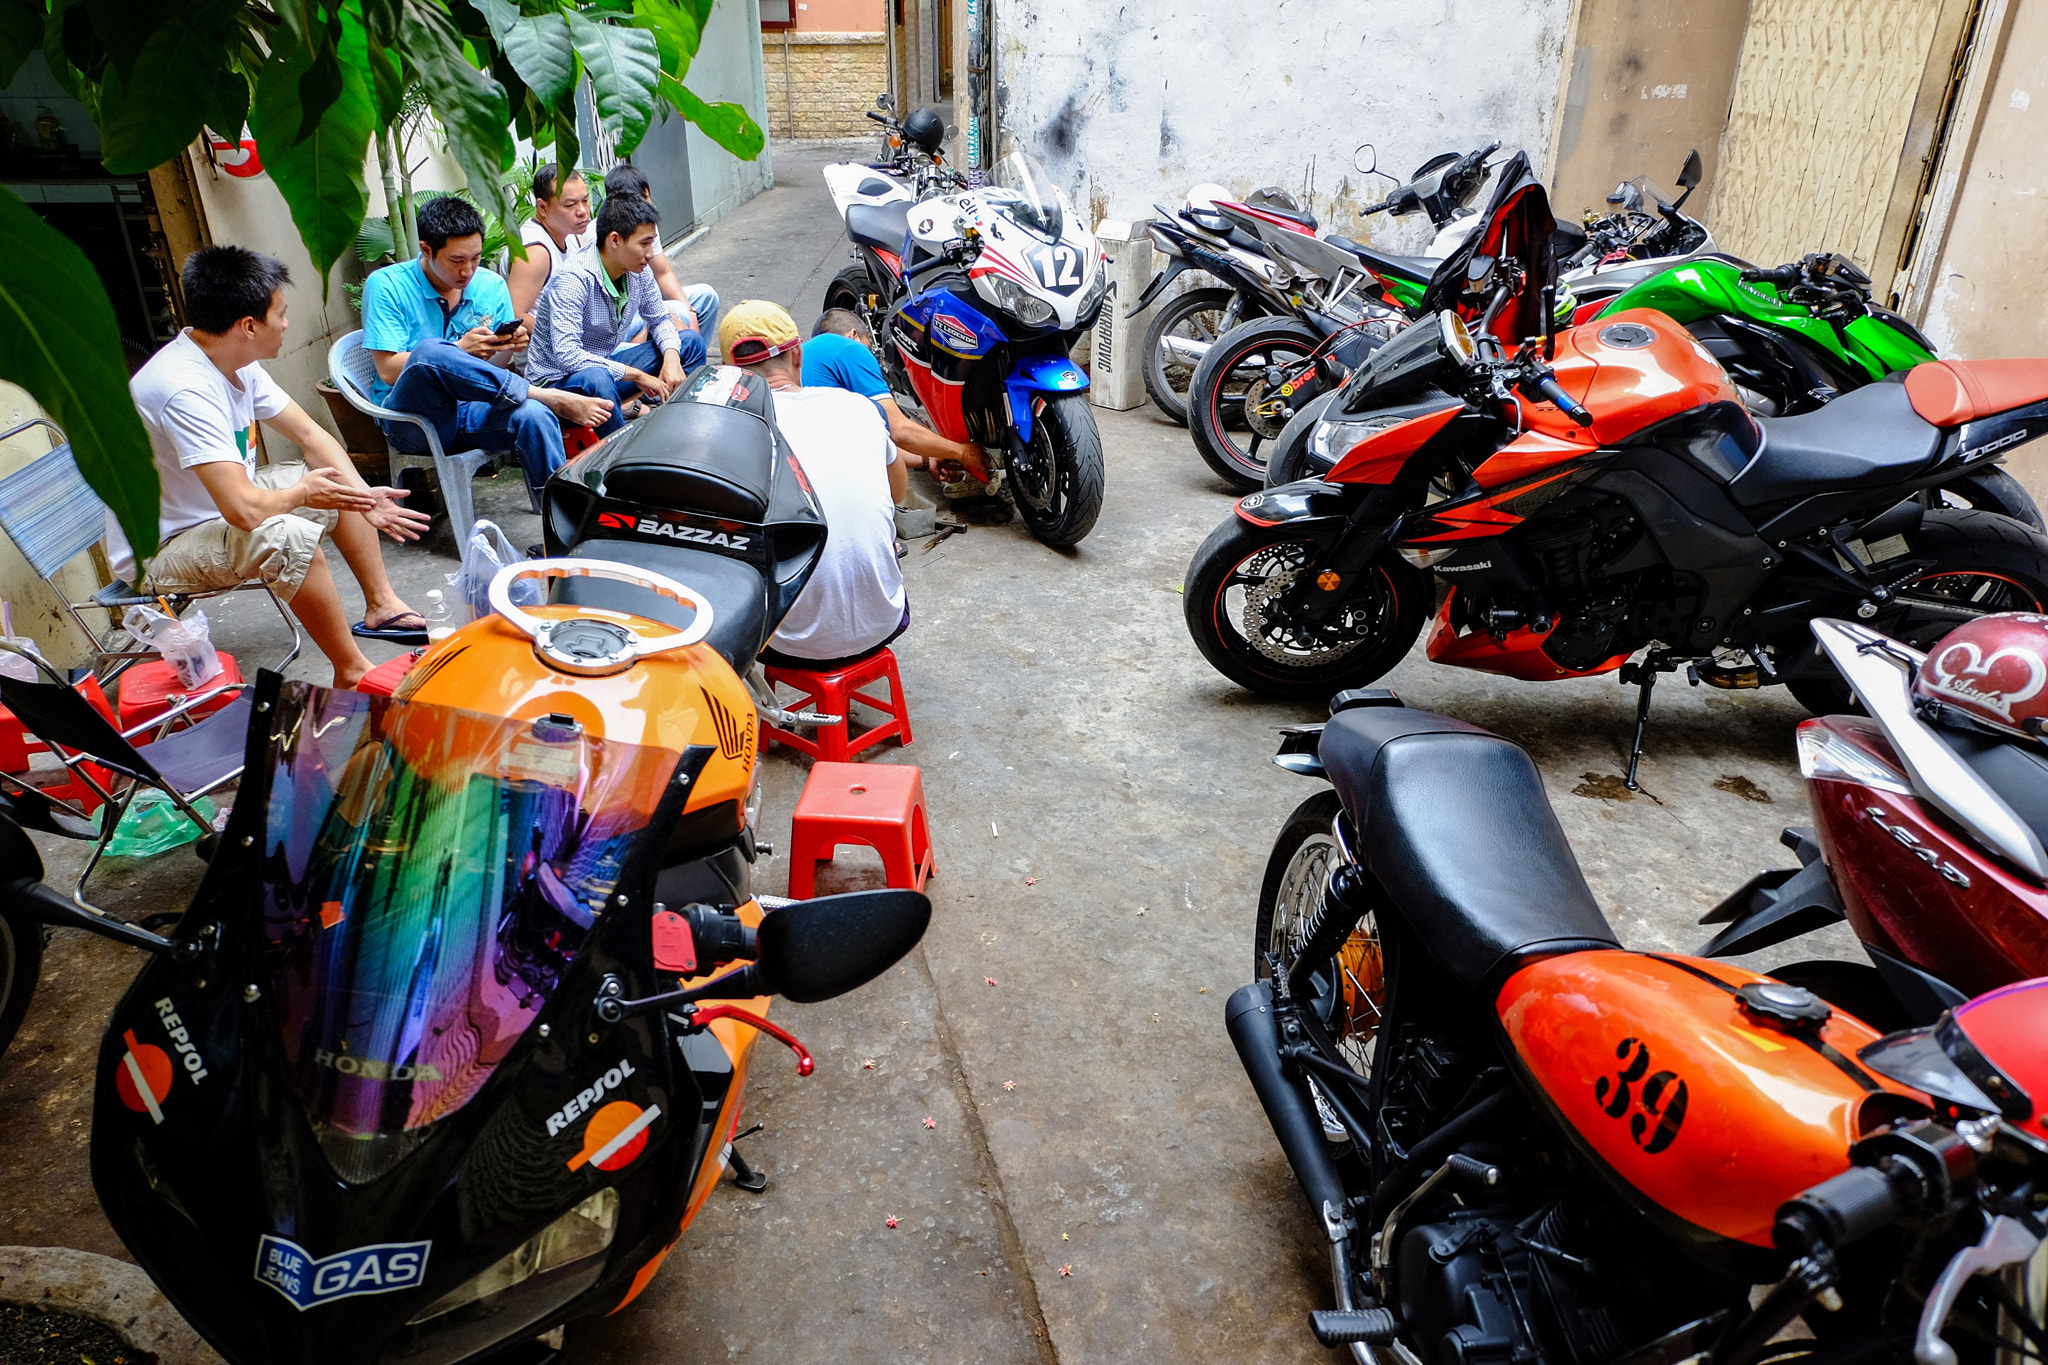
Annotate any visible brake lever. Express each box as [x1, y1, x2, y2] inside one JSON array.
[[685, 1004, 816, 1076], [1914, 1214, 2042, 1365]]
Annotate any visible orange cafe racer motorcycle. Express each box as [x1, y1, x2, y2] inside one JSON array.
[[1237, 689, 2048, 1364], [0, 549, 930, 1364]]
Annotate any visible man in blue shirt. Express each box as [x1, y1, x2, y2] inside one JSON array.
[[804, 310, 985, 481], [362, 197, 610, 495]]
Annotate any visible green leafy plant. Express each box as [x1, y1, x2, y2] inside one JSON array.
[[0, 0, 765, 565]]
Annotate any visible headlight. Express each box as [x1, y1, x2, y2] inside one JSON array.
[[1075, 258, 1108, 315], [1309, 414, 1413, 463], [407, 1188, 619, 1325], [1437, 311, 1476, 366], [980, 273, 1056, 327]]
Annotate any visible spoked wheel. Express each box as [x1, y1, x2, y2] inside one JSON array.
[[1254, 791, 1385, 1078], [1142, 286, 1240, 427], [1183, 516, 1428, 696], [1785, 508, 2048, 715], [0, 907, 43, 1060], [1009, 393, 1105, 548], [1187, 319, 1321, 491]]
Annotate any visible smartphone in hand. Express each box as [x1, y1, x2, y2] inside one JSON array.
[[494, 319, 522, 337]]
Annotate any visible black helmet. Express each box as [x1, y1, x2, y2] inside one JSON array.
[[903, 108, 945, 154]]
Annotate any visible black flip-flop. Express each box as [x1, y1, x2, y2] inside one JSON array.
[[352, 612, 430, 644]]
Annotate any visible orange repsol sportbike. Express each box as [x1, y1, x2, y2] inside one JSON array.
[[1184, 188, 2048, 779], [1233, 691, 2048, 1365]]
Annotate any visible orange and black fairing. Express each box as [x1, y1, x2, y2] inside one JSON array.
[[1516, 309, 1739, 447], [1497, 951, 1926, 1271], [1425, 592, 1631, 681], [398, 606, 757, 850]]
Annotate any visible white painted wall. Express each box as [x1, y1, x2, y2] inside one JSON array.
[[991, 0, 1575, 252], [687, 0, 778, 230]]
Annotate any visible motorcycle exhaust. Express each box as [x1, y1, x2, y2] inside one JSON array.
[[1226, 981, 1346, 1218], [1160, 335, 1211, 367]]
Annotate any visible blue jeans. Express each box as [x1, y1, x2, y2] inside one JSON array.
[[559, 338, 707, 437], [379, 339, 564, 492]]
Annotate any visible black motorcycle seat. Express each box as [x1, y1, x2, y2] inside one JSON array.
[[845, 201, 913, 253], [1729, 382, 1943, 508], [1324, 236, 1438, 284], [1319, 707, 1619, 992], [551, 539, 770, 672], [602, 402, 774, 524]]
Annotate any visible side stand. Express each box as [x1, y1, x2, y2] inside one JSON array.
[[1616, 651, 1678, 792], [727, 1122, 768, 1193]]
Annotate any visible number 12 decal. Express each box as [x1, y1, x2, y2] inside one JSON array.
[[1026, 244, 1083, 291]]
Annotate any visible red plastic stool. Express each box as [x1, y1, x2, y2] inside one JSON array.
[[357, 649, 424, 697], [786, 761, 933, 899], [0, 674, 118, 813], [116, 652, 243, 734], [762, 648, 912, 763]]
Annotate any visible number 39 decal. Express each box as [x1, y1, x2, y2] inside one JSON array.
[[1025, 244, 1085, 292]]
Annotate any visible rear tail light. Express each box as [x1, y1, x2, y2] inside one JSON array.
[[1796, 720, 1913, 796]]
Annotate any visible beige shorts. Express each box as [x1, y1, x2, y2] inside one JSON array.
[[148, 464, 340, 602]]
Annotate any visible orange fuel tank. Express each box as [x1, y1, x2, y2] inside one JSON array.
[[1496, 952, 1927, 1270], [1523, 308, 1740, 446], [395, 602, 758, 828]]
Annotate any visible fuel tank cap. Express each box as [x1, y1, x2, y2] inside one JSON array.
[[1597, 322, 1657, 350], [534, 618, 640, 676], [1736, 980, 1832, 1032]]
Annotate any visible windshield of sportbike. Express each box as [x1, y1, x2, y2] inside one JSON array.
[[255, 683, 677, 1184], [1612, 176, 1674, 215], [988, 151, 1065, 241]]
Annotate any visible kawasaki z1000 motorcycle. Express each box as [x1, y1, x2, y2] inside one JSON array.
[[1186, 156, 2048, 775], [1236, 688, 2048, 1365], [823, 150, 1107, 547]]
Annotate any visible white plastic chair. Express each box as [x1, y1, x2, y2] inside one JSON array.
[[328, 329, 501, 552]]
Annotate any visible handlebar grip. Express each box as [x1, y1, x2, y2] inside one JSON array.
[[1741, 264, 1802, 287], [1777, 1164, 1903, 1252], [1535, 374, 1593, 427], [1362, 201, 1391, 216], [866, 110, 891, 125]]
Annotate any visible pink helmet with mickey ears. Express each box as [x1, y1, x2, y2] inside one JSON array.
[[1912, 612, 2048, 740]]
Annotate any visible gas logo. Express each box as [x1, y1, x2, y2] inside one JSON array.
[[567, 1100, 663, 1172], [1593, 1037, 1688, 1155], [255, 1234, 431, 1311]]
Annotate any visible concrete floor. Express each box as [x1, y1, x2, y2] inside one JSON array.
[[0, 139, 1858, 1363]]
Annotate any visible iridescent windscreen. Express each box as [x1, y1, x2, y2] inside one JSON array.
[[256, 684, 675, 1170]]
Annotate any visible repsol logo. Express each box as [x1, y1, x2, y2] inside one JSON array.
[[154, 998, 208, 1084], [313, 1050, 445, 1083], [547, 1059, 637, 1137], [596, 511, 752, 550]]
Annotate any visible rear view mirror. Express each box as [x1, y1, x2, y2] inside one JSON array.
[[1677, 149, 1703, 190], [755, 889, 931, 1003], [877, 93, 893, 110]]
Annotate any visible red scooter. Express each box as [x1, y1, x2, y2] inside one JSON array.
[[1703, 611, 2048, 1029]]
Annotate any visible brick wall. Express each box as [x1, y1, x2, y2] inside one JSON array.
[[760, 31, 888, 139]]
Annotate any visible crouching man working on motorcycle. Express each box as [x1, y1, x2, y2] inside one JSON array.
[[720, 300, 912, 667], [808, 309, 986, 485]]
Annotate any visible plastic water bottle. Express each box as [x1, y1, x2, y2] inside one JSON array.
[[423, 589, 455, 643]]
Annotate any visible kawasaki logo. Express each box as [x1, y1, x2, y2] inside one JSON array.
[[596, 511, 752, 550], [1435, 560, 1493, 573]]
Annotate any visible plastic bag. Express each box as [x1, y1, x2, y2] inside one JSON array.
[[105, 790, 219, 858], [454, 519, 541, 625], [122, 605, 221, 689], [0, 635, 48, 683]]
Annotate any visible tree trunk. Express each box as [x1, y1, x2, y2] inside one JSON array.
[[376, 127, 407, 258]]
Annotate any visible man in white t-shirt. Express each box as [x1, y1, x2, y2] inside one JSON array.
[[717, 300, 908, 666], [112, 246, 433, 689], [505, 163, 594, 325]]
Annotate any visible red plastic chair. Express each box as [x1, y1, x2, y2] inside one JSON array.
[[785, 761, 932, 899], [761, 648, 912, 763], [115, 652, 244, 735]]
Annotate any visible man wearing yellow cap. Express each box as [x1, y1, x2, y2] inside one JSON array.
[[720, 300, 911, 666]]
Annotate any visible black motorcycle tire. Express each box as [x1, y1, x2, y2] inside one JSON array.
[[1261, 390, 1340, 489], [1784, 508, 2048, 715], [823, 265, 871, 314], [1010, 393, 1105, 548], [1142, 287, 1239, 427], [1253, 790, 1346, 981], [1188, 318, 1321, 492], [1929, 466, 2046, 532], [0, 907, 42, 1060], [1184, 514, 1429, 697]]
